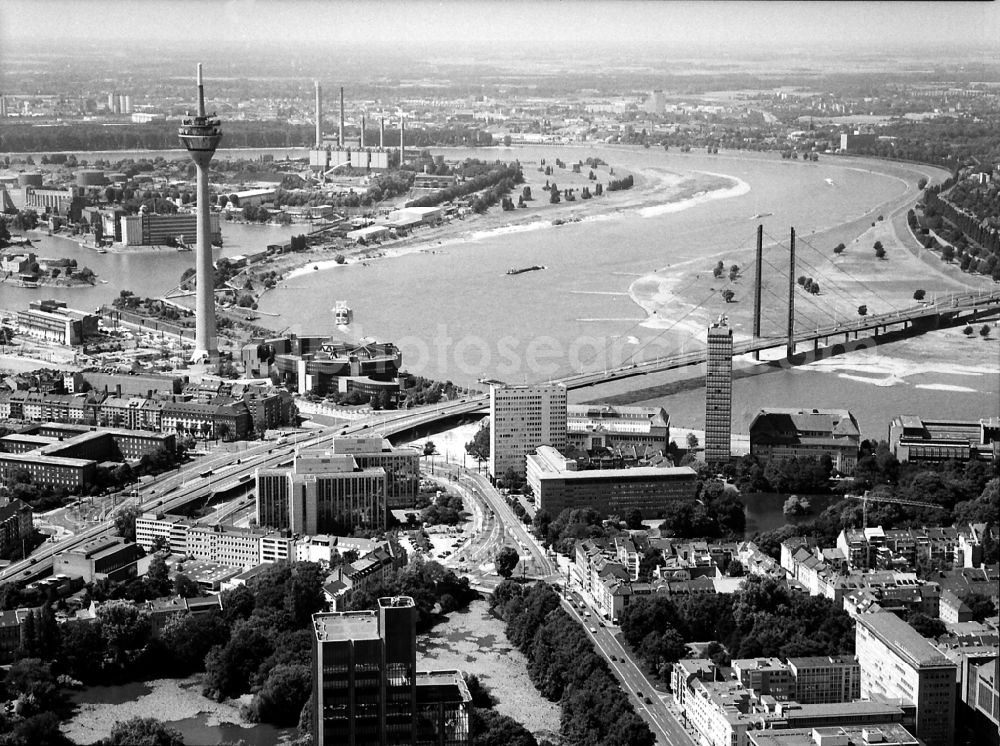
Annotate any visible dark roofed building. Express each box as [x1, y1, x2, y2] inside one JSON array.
[[889, 415, 999, 463], [749, 408, 860, 474]]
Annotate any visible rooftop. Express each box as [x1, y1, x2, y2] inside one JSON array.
[[313, 610, 379, 641], [858, 612, 956, 669]]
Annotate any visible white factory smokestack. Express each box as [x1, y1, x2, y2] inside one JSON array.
[[339, 86, 345, 147], [380, 118, 385, 149], [400, 117, 405, 163], [314, 82, 322, 148], [360, 115, 365, 149]]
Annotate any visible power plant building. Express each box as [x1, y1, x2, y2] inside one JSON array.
[[312, 596, 470, 746], [256, 448, 388, 534]]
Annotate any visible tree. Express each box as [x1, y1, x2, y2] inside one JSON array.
[[626, 508, 644, 530], [833, 243, 845, 255], [906, 612, 946, 639], [686, 432, 699, 450], [173, 573, 201, 598], [857, 305, 868, 317], [423, 440, 437, 457], [494, 546, 519, 578], [913, 289, 926, 301], [917, 177, 928, 190], [722, 288, 735, 303], [113, 505, 143, 542], [105, 717, 185, 746], [960, 592, 996, 622], [145, 556, 172, 598], [3, 658, 61, 714], [466, 423, 490, 461], [964, 325, 975, 337], [782, 495, 811, 517], [981, 325, 991, 338], [246, 663, 312, 727], [97, 600, 152, 668]]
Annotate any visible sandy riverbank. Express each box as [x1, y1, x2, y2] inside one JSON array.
[[260, 160, 744, 291]]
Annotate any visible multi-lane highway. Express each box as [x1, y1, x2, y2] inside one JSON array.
[[1, 396, 489, 584], [561, 589, 696, 746]]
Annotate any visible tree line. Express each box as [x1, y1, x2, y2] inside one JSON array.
[[491, 581, 656, 746]]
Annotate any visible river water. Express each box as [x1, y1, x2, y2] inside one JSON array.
[[5, 145, 996, 438]]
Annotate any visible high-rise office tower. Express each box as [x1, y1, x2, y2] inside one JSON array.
[[312, 596, 470, 746], [178, 64, 222, 362], [488, 382, 567, 479], [705, 316, 733, 464]]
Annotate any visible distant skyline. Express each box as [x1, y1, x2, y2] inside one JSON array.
[[3, 0, 999, 59]]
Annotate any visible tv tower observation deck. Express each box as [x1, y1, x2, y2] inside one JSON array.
[[178, 63, 222, 362]]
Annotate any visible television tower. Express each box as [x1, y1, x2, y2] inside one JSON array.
[[178, 63, 222, 363]]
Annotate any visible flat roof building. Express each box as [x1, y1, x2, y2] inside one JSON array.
[[526, 445, 697, 518], [889, 415, 999, 464], [856, 611, 957, 746], [329, 437, 420, 509], [257, 448, 387, 534], [488, 381, 567, 479]]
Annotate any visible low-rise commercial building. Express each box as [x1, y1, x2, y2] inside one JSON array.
[[54, 536, 143, 583], [17, 300, 99, 346], [889, 415, 999, 463], [527, 445, 697, 518], [747, 724, 920, 746]]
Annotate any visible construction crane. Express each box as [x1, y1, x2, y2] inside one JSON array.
[[848, 490, 943, 529]]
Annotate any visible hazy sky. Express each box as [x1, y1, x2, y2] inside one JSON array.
[[3, 0, 998, 56]]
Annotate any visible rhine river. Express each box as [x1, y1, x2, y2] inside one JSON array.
[[5, 145, 997, 438]]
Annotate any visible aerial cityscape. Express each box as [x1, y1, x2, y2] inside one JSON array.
[[0, 2, 998, 746]]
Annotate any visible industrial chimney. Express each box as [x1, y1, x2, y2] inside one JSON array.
[[380, 118, 385, 149], [360, 115, 365, 149], [339, 86, 345, 147], [314, 82, 322, 148], [400, 118, 405, 163]]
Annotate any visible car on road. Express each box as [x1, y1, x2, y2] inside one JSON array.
[[609, 655, 617, 661], [644, 696, 653, 705], [589, 627, 597, 633]]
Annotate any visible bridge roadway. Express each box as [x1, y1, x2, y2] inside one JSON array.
[[0, 397, 491, 584], [556, 289, 1000, 389]]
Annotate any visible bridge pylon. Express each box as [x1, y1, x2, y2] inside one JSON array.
[[752, 224, 763, 360], [787, 227, 796, 358]]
